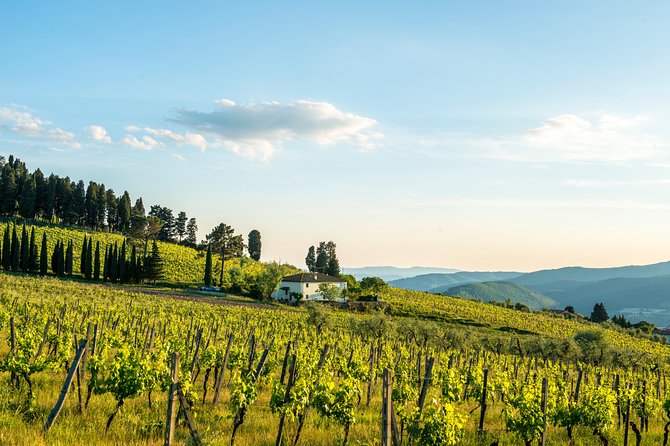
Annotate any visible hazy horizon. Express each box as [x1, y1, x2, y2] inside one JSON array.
[[2, 2, 670, 271]]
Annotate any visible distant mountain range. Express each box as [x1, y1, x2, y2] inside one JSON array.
[[388, 271, 522, 292], [342, 266, 459, 281], [384, 260, 670, 326]]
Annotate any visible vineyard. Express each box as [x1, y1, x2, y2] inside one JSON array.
[[0, 274, 667, 445]]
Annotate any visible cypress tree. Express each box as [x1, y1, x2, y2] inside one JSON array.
[[11, 225, 20, 271], [119, 240, 127, 283], [129, 246, 137, 284], [2, 224, 10, 270], [58, 241, 65, 276], [135, 256, 143, 284], [20, 225, 29, 271], [39, 233, 48, 275], [86, 237, 93, 279], [28, 227, 37, 272], [94, 241, 101, 281], [80, 235, 88, 276], [204, 244, 213, 286], [145, 240, 164, 284], [110, 243, 118, 282], [103, 245, 109, 281], [51, 241, 59, 275], [65, 240, 73, 276]]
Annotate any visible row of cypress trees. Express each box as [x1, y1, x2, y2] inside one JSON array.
[[0, 223, 164, 283]]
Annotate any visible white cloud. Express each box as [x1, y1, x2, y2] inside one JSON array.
[[214, 98, 236, 107], [85, 125, 112, 143], [171, 99, 381, 159], [121, 134, 161, 150], [124, 126, 209, 151], [522, 114, 657, 161], [564, 178, 670, 188], [0, 106, 79, 147], [172, 153, 187, 162]]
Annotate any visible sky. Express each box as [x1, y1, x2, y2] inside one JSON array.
[[2, 1, 670, 272]]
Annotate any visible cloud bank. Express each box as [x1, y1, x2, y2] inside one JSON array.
[[171, 99, 380, 159], [522, 114, 657, 162], [0, 106, 79, 148]]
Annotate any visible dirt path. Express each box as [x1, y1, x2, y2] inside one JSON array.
[[101, 283, 280, 310]]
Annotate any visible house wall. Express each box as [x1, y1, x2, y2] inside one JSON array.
[[272, 280, 347, 302]]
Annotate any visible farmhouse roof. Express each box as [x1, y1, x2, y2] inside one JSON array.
[[282, 273, 346, 283]]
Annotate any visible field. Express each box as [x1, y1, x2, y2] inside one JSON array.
[[0, 273, 668, 445]]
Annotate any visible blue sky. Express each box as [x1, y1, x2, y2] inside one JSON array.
[[2, 1, 670, 271]]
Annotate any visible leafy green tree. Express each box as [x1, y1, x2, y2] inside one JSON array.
[[105, 189, 118, 230], [317, 283, 342, 301], [206, 223, 245, 286], [175, 211, 188, 242], [128, 215, 163, 257], [248, 230, 261, 261], [1, 164, 17, 216], [305, 246, 316, 272], [18, 175, 36, 219], [117, 191, 132, 232], [185, 218, 198, 245], [119, 240, 127, 282], [359, 276, 388, 296], [204, 244, 213, 286], [326, 253, 340, 277], [590, 303, 608, 323], [39, 233, 48, 275], [315, 242, 328, 273]]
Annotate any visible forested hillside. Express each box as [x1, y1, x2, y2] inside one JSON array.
[[444, 280, 557, 310]]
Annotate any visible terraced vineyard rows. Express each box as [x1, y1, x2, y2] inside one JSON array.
[[0, 275, 669, 445]]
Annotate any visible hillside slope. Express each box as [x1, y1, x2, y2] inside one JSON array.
[[444, 281, 557, 310], [547, 275, 670, 325], [513, 260, 670, 287], [0, 221, 206, 283], [389, 271, 522, 292]]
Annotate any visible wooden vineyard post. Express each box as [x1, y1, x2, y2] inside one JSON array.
[[165, 352, 180, 446], [541, 376, 548, 446], [382, 368, 392, 446], [213, 333, 234, 404], [190, 327, 203, 382], [574, 369, 583, 402], [9, 317, 16, 387], [624, 384, 632, 446], [417, 357, 435, 415], [276, 354, 297, 446], [367, 346, 376, 407], [43, 340, 88, 433], [176, 384, 201, 445], [478, 368, 489, 434]]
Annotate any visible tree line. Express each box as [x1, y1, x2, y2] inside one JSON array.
[[0, 222, 165, 284], [305, 241, 340, 276], [0, 155, 198, 245]]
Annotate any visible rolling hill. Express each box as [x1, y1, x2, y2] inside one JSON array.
[[444, 281, 557, 310], [388, 271, 522, 292], [342, 266, 459, 281]]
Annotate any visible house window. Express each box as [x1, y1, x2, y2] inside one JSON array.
[[305, 283, 309, 288]]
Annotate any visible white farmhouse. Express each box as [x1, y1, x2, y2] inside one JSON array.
[[272, 272, 347, 302]]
